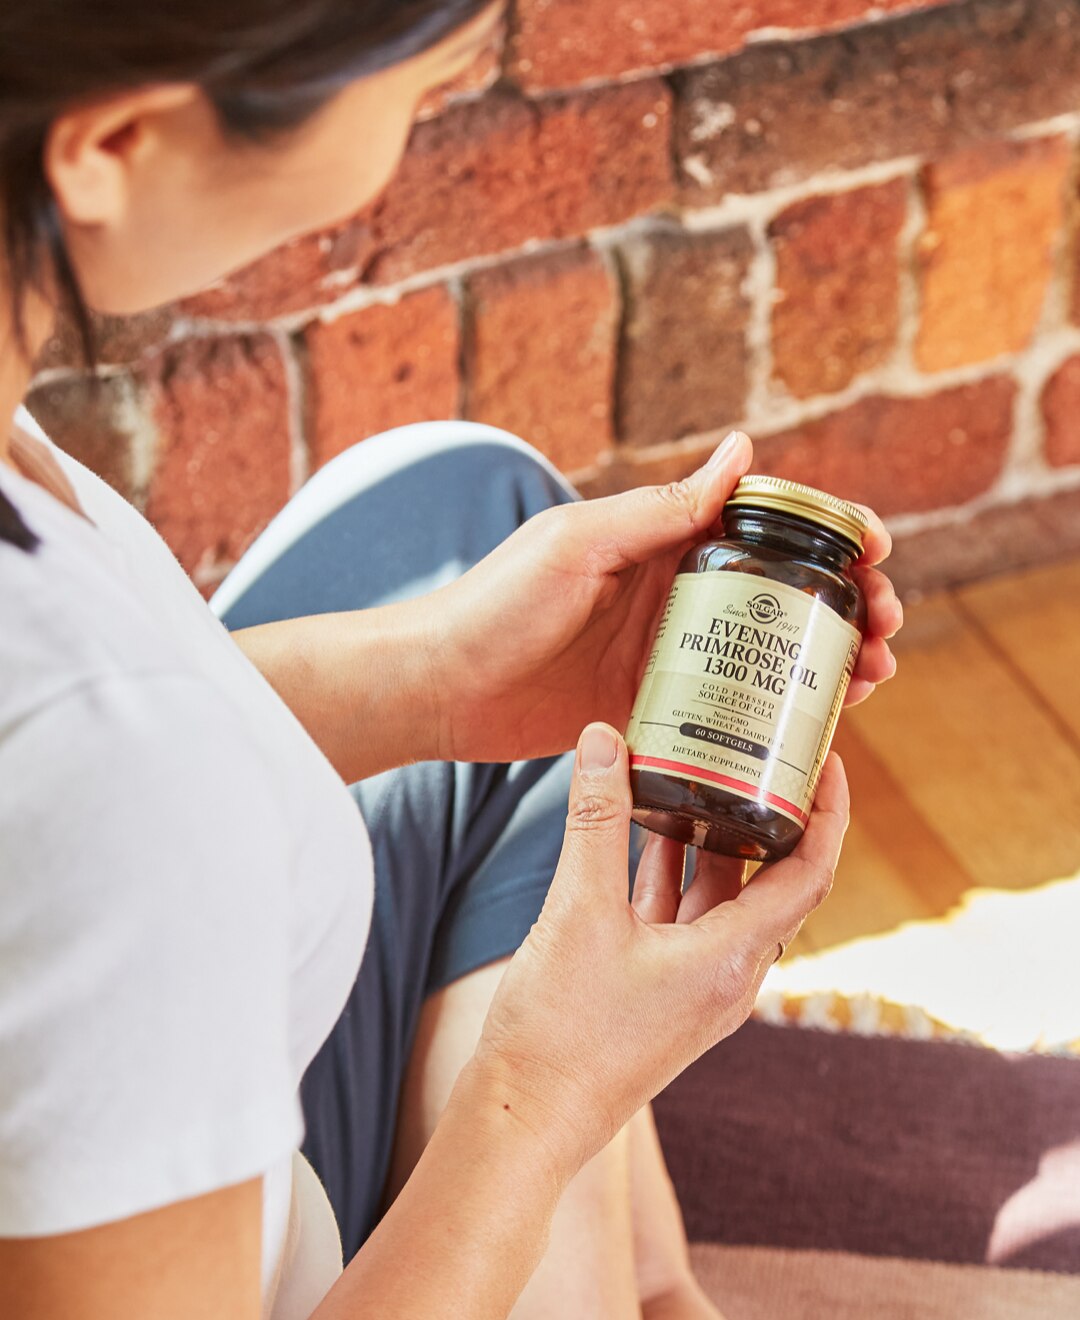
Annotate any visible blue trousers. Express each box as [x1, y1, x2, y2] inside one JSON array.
[[213, 423, 577, 1259]]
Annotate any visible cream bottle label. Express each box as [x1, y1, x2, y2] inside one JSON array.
[[626, 573, 861, 826]]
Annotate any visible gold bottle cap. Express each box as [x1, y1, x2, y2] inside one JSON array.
[[725, 475, 868, 551]]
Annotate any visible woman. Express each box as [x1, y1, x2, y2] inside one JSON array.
[[0, 2, 902, 1316]]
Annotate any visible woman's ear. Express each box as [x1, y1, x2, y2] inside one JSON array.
[[44, 84, 199, 228]]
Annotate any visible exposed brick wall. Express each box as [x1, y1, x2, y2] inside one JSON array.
[[616, 227, 754, 445], [507, 0, 947, 93], [144, 337, 294, 580], [30, 0, 1080, 599], [769, 182, 908, 399], [464, 246, 619, 471], [915, 137, 1071, 371], [304, 287, 461, 472], [753, 379, 1018, 517]]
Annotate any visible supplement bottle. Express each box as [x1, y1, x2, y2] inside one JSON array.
[[625, 476, 867, 862]]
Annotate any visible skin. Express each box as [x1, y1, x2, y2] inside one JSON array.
[[229, 439, 899, 787], [0, 4, 904, 1316]]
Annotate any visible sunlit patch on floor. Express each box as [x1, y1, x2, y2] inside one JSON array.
[[755, 871, 1080, 1054]]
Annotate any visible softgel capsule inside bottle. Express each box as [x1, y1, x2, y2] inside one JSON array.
[[625, 475, 868, 862]]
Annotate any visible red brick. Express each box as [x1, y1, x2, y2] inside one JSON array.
[[36, 308, 176, 370], [616, 227, 753, 446], [464, 247, 617, 473], [888, 486, 1080, 598], [509, 0, 945, 92], [145, 336, 292, 575], [581, 423, 1080, 601], [24, 374, 142, 501], [753, 380, 1016, 517], [916, 138, 1069, 373], [770, 181, 907, 399], [156, 81, 672, 320], [676, 0, 1080, 204], [576, 436, 720, 498], [365, 82, 673, 284], [417, 21, 503, 121], [180, 223, 376, 323], [1041, 355, 1080, 469], [304, 286, 460, 470]]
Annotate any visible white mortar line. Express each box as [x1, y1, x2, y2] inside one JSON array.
[[192, 557, 235, 596], [995, 319, 1068, 504], [589, 241, 628, 434], [111, 374, 159, 509], [763, 326, 1080, 452], [1011, 111, 1080, 144], [269, 328, 309, 496], [884, 465, 1080, 538], [680, 155, 923, 231], [893, 169, 927, 377], [737, 351, 995, 436], [444, 272, 468, 420], [741, 213, 779, 418], [30, 362, 130, 387]]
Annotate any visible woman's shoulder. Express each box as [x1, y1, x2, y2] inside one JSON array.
[[0, 445, 197, 716], [0, 661, 296, 887], [0, 468, 296, 879]]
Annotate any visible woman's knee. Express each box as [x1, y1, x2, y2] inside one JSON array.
[[384, 957, 512, 1205], [317, 420, 579, 503]]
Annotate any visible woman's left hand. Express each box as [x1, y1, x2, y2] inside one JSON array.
[[430, 431, 902, 765]]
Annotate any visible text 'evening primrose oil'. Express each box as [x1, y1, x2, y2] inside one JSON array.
[[625, 476, 867, 862]]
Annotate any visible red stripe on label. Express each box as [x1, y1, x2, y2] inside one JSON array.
[[630, 755, 809, 825]]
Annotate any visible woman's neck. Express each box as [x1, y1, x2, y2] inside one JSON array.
[[0, 271, 91, 521], [0, 280, 51, 472]]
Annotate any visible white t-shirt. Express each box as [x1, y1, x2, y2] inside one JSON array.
[[0, 409, 375, 1319]]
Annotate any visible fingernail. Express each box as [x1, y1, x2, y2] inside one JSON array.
[[580, 724, 618, 773], [705, 430, 747, 472]]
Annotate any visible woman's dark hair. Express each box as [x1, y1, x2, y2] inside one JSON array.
[[0, 0, 492, 550]]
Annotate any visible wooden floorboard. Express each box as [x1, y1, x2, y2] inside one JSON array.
[[789, 724, 973, 957], [796, 556, 1080, 955], [956, 557, 1080, 750]]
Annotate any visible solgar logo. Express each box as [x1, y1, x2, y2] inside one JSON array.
[[747, 592, 784, 625]]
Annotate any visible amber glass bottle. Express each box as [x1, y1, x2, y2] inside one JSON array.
[[625, 476, 867, 862]]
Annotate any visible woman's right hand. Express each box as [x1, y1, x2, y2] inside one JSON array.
[[467, 722, 849, 1180]]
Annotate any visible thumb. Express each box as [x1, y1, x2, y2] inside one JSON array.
[[573, 430, 752, 575], [553, 723, 634, 907]]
